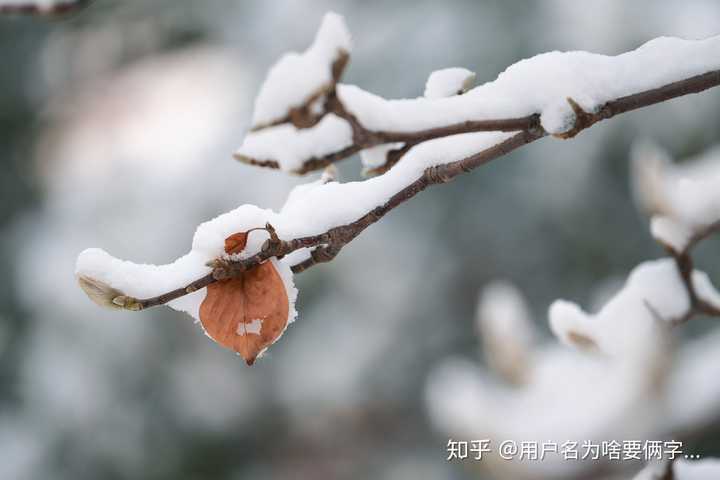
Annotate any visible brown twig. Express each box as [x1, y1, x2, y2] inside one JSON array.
[[557, 70, 720, 139], [249, 52, 350, 132], [658, 220, 720, 325]]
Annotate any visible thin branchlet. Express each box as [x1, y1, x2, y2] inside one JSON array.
[[659, 221, 720, 325]]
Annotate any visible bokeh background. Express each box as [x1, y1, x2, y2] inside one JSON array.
[[1, 1, 720, 479]]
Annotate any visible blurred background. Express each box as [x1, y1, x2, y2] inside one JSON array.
[[1, 1, 720, 479]]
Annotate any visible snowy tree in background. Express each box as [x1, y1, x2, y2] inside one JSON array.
[[426, 142, 720, 479]]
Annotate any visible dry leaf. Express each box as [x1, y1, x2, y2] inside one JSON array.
[[199, 231, 290, 365], [224, 232, 248, 254]]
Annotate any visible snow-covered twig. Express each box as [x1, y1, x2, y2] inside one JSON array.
[[662, 220, 720, 325], [237, 69, 720, 175], [632, 141, 720, 324], [236, 91, 542, 174], [235, 15, 720, 176]]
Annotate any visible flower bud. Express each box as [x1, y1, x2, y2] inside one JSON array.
[[77, 275, 141, 311]]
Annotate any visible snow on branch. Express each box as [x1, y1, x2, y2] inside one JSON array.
[[631, 141, 720, 323], [476, 281, 536, 385], [76, 12, 720, 362], [249, 12, 352, 131], [423, 67, 476, 99], [633, 141, 720, 253], [236, 21, 720, 174]]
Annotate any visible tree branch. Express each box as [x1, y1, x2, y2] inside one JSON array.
[[124, 69, 720, 311], [556, 70, 720, 139], [661, 220, 720, 325], [132, 273, 216, 310], [237, 69, 720, 174]]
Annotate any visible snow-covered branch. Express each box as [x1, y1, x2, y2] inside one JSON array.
[[632, 140, 720, 324], [76, 12, 720, 361], [236, 14, 720, 175]]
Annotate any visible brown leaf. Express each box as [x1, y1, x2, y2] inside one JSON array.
[[224, 232, 249, 254], [199, 232, 290, 365]]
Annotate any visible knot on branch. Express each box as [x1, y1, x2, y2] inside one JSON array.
[[554, 97, 596, 139], [283, 52, 349, 130], [325, 92, 381, 147], [526, 114, 546, 137], [326, 226, 355, 245], [424, 165, 454, 185], [310, 245, 341, 263], [209, 259, 237, 281], [112, 295, 143, 311], [260, 222, 286, 256], [287, 102, 325, 129]]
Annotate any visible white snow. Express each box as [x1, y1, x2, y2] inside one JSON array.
[[477, 281, 533, 339], [250, 12, 351, 129], [335, 35, 720, 135], [236, 113, 353, 172], [631, 139, 675, 216], [240, 19, 720, 173], [549, 259, 693, 357], [424, 67, 476, 99], [359, 142, 403, 172], [650, 215, 694, 252], [693, 270, 720, 310], [633, 140, 720, 251], [76, 204, 298, 329], [476, 281, 536, 383], [426, 345, 665, 478], [426, 275, 670, 453], [274, 131, 512, 234], [426, 263, 720, 479], [667, 329, 720, 433], [78, 131, 512, 321]]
